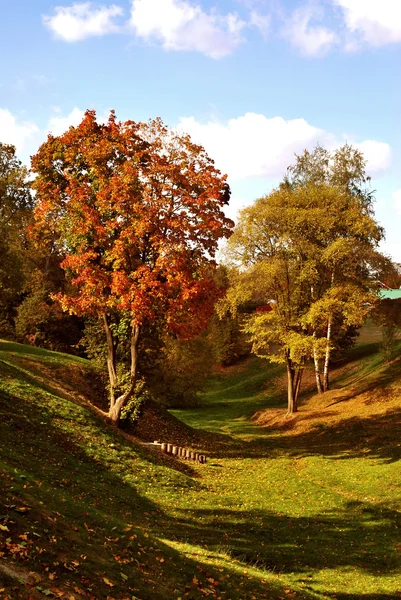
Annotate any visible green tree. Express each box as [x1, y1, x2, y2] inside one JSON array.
[[149, 334, 215, 408], [0, 143, 32, 336], [225, 178, 384, 413], [283, 144, 385, 392]]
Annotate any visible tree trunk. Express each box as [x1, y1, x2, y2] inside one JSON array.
[[286, 360, 297, 414], [313, 347, 323, 395], [102, 312, 117, 404], [108, 323, 140, 426], [323, 270, 335, 393], [323, 316, 332, 392], [294, 367, 303, 403]]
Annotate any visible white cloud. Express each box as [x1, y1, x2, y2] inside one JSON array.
[[282, 5, 337, 56], [249, 11, 270, 39], [0, 109, 39, 153], [355, 140, 392, 174], [393, 189, 401, 216], [129, 0, 245, 58], [334, 0, 401, 47], [178, 113, 324, 180], [43, 2, 123, 42], [1, 106, 392, 188], [177, 112, 391, 180], [47, 107, 86, 136], [47, 107, 110, 136]]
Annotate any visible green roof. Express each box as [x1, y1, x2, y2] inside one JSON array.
[[378, 289, 401, 300]]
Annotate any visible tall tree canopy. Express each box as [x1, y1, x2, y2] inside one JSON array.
[[31, 110, 233, 423], [0, 143, 32, 335], [283, 144, 387, 393], [225, 145, 385, 413]]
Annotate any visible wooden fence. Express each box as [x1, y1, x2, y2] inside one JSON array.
[[140, 440, 207, 463]]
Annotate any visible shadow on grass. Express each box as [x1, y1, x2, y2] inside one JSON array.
[[0, 389, 314, 600], [157, 499, 401, 579], [0, 348, 103, 407], [172, 359, 286, 440], [188, 349, 401, 462], [204, 406, 401, 463], [326, 595, 401, 599], [274, 408, 401, 464], [327, 352, 401, 404]]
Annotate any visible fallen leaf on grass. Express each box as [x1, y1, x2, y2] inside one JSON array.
[[74, 586, 85, 594], [15, 506, 31, 513], [103, 577, 114, 587], [0, 524, 9, 531]]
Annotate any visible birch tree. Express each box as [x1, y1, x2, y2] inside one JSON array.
[[225, 176, 384, 413], [284, 144, 384, 392]]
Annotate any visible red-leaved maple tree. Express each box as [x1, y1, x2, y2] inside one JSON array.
[[31, 110, 233, 424]]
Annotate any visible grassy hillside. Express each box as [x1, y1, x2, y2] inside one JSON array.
[[1, 329, 401, 599]]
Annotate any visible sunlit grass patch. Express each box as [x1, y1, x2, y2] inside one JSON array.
[[1, 326, 401, 599]]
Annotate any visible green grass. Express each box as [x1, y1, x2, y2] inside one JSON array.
[[172, 357, 285, 439], [1, 329, 401, 599]]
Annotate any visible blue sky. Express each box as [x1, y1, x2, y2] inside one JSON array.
[[1, 0, 400, 260]]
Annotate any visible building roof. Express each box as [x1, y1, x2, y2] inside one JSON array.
[[378, 289, 401, 300]]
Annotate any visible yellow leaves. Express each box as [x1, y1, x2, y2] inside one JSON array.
[[114, 554, 131, 564], [0, 524, 9, 531], [14, 506, 30, 514], [74, 586, 85, 595], [103, 577, 115, 587]]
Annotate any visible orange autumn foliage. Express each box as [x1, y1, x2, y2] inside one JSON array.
[[30, 110, 233, 422]]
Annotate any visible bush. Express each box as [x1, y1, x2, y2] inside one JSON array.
[[120, 379, 149, 426], [149, 335, 215, 408]]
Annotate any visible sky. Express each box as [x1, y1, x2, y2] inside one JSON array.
[[1, 0, 400, 261]]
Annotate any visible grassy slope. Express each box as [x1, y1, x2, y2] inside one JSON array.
[[172, 328, 401, 600], [0, 340, 305, 600], [1, 327, 401, 600]]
